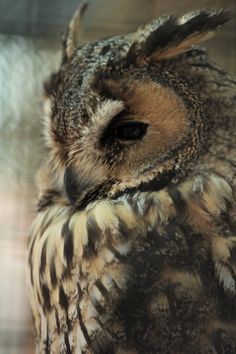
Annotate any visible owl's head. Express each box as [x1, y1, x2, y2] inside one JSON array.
[[42, 6, 229, 209]]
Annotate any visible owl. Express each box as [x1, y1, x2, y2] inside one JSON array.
[[27, 4, 236, 354]]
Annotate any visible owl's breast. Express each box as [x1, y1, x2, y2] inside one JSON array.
[[28, 171, 236, 354]]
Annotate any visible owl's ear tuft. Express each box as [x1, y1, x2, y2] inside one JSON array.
[[62, 2, 88, 61], [127, 9, 230, 64]]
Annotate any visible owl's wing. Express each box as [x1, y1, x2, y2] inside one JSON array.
[[115, 171, 236, 354]]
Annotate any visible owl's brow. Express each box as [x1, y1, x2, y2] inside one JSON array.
[[92, 75, 128, 101]]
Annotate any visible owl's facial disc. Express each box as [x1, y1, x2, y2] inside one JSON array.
[[98, 78, 191, 182], [65, 77, 204, 208]]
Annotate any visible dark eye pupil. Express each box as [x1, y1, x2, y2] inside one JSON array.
[[114, 121, 148, 140], [100, 112, 149, 146]]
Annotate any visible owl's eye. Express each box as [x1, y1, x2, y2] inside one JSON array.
[[101, 110, 148, 145], [113, 121, 148, 140]]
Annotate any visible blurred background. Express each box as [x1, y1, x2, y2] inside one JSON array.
[[0, 1, 235, 353]]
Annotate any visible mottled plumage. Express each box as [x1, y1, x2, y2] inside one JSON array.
[[28, 5, 236, 354]]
